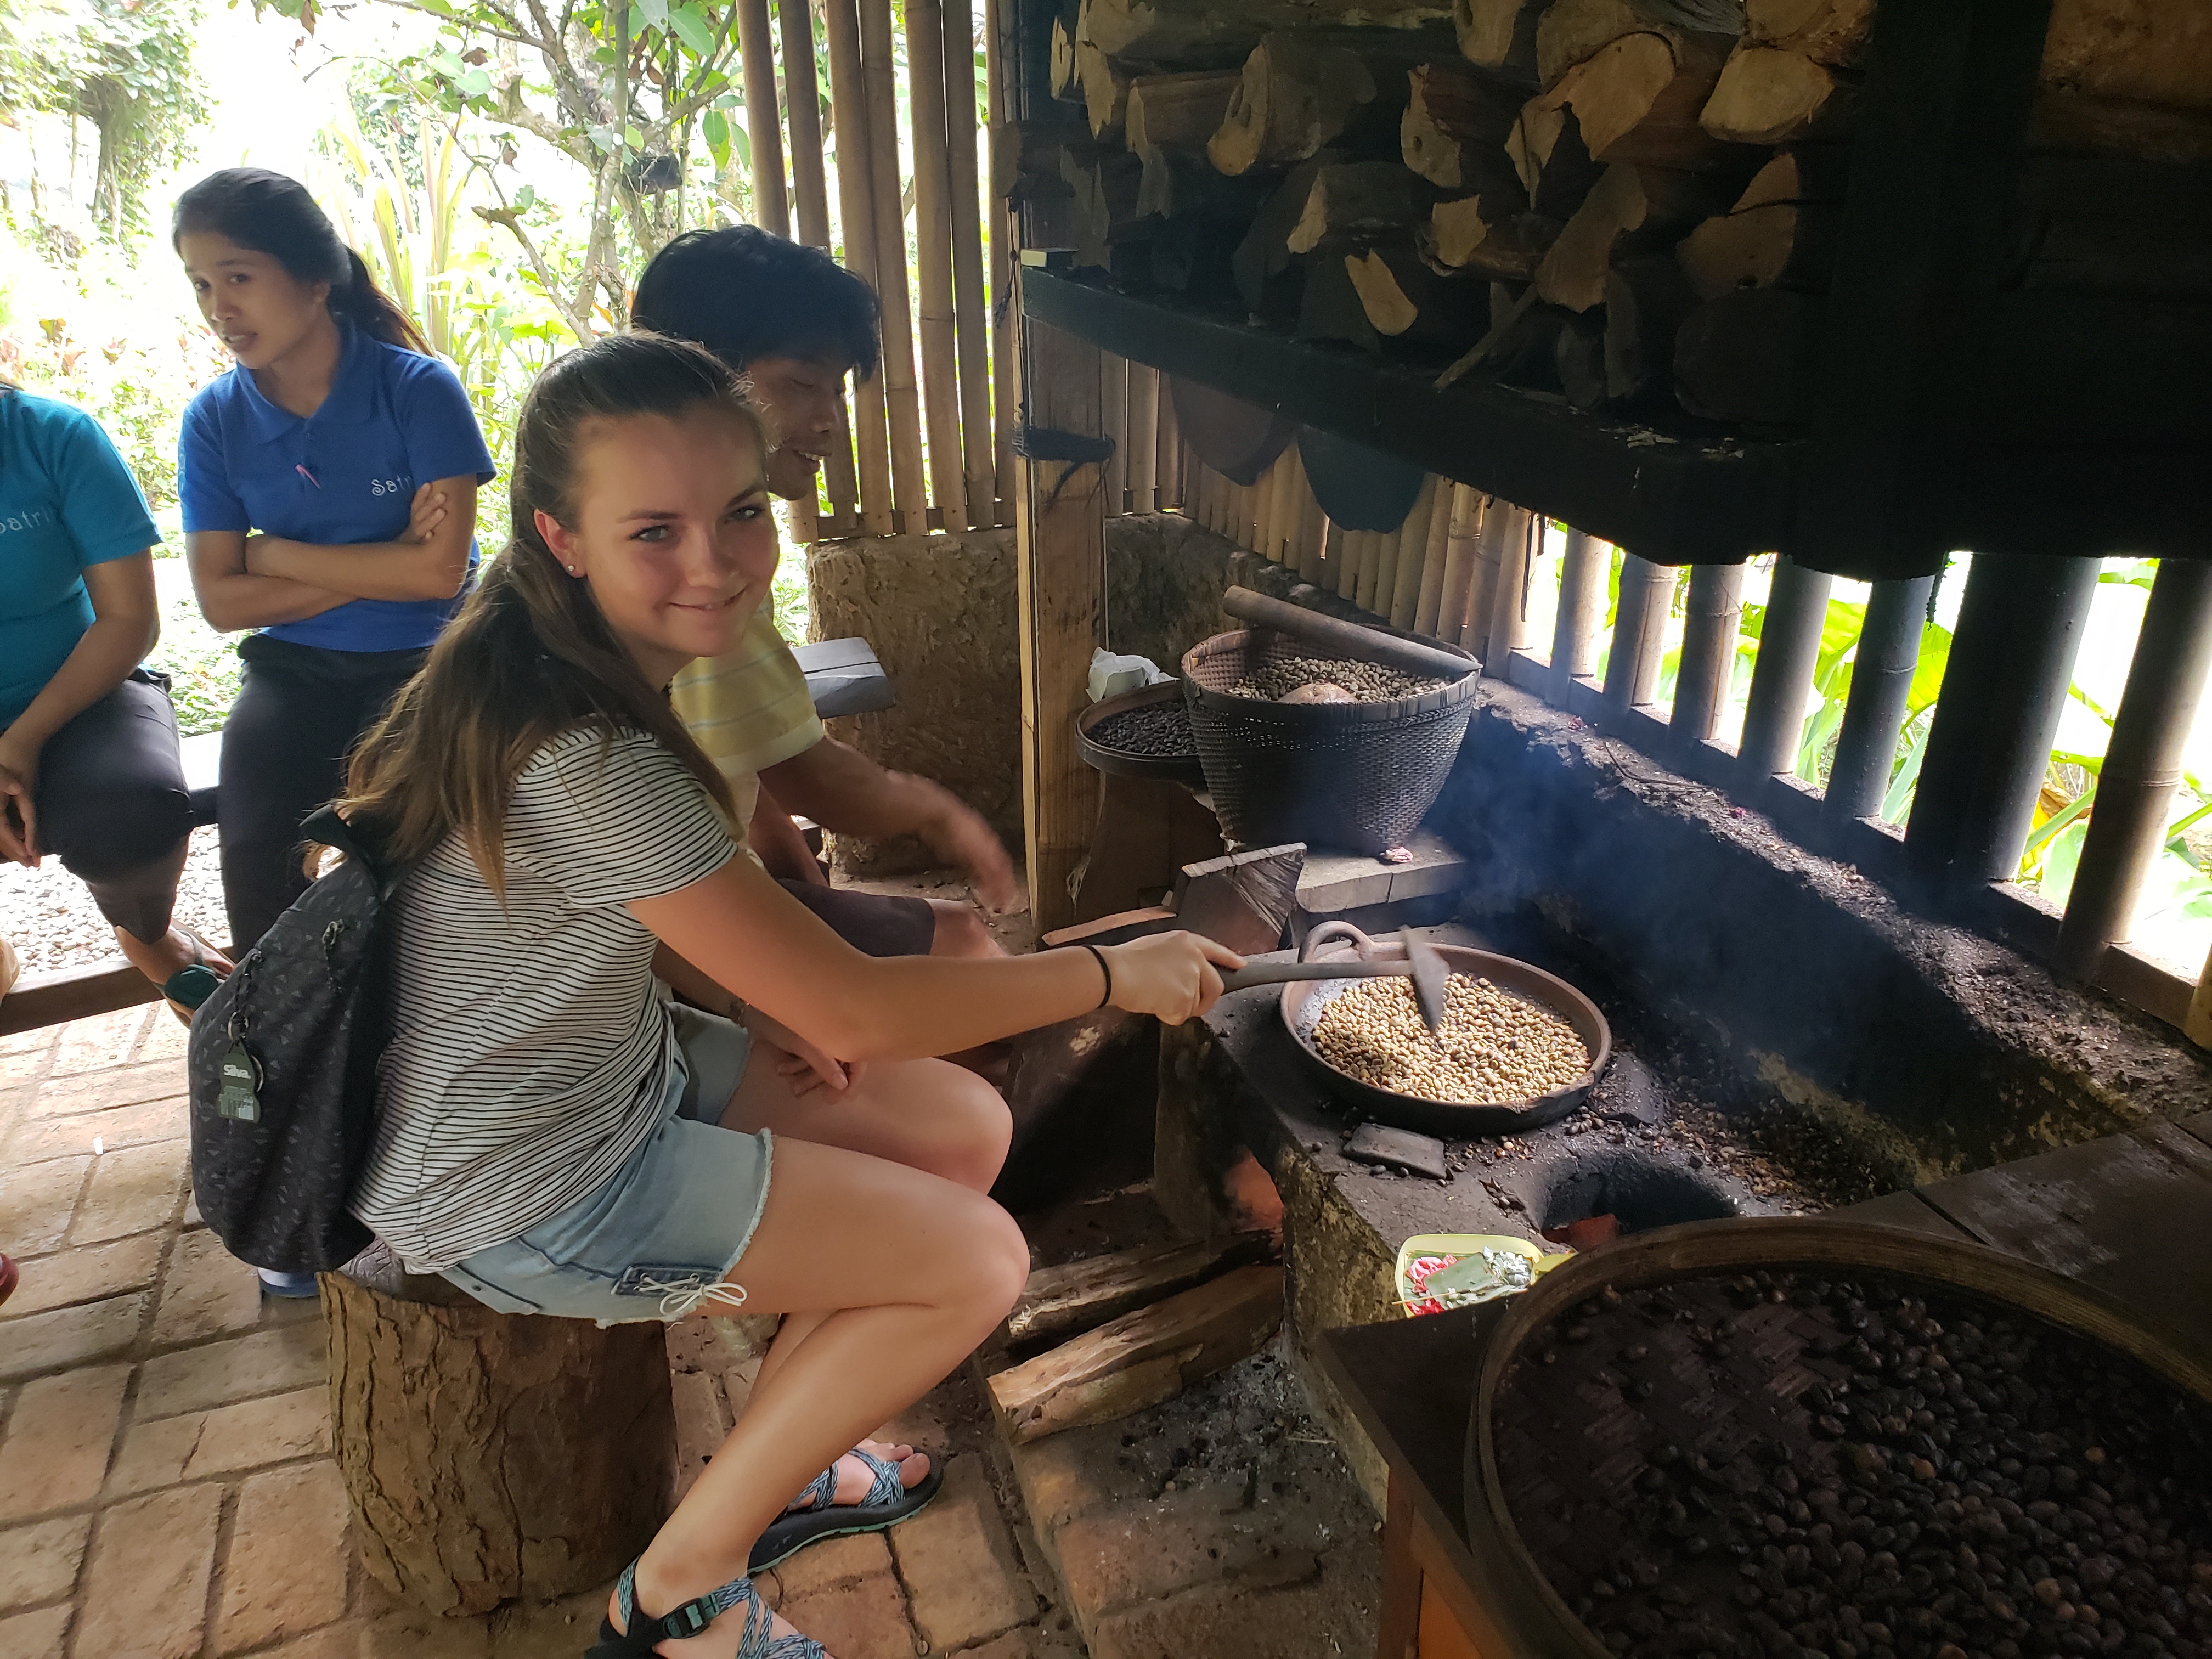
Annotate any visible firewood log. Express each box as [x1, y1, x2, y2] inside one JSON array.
[[2029, 91, 2212, 166], [1425, 191, 1561, 278], [1079, 0, 1452, 66], [1604, 254, 1700, 399], [1525, 27, 1753, 171], [1235, 153, 1341, 312], [1137, 147, 1275, 221], [1742, 0, 1871, 66], [1076, 40, 1133, 138], [1401, 61, 1525, 190], [1676, 199, 1839, 295], [992, 118, 1097, 202], [1453, 0, 1545, 80], [1062, 149, 1149, 270], [1285, 161, 1442, 253], [2041, 0, 2212, 116], [1508, 100, 1607, 216], [1534, 0, 1745, 91], [1533, 161, 1733, 310], [1700, 45, 1858, 145], [1345, 240, 1492, 347], [1052, 14, 1082, 99], [1207, 30, 1449, 176], [1489, 294, 1572, 388], [2024, 213, 2212, 301], [1128, 70, 1242, 158], [1673, 286, 1821, 424], [1554, 307, 1612, 405], [1005, 1233, 1276, 1347], [1297, 242, 1385, 349], [1729, 144, 1849, 209]]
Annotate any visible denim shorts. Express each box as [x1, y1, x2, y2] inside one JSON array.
[[441, 1004, 774, 1326]]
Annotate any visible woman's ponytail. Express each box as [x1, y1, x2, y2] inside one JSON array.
[[173, 169, 431, 356], [338, 247, 430, 353]]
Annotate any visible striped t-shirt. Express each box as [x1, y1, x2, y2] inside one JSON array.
[[352, 725, 736, 1271]]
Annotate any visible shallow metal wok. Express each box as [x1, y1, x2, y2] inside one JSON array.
[[1278, 921, 1613, 1138]]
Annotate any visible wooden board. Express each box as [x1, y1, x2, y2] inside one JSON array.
[[1005, 1232, 1276, 1345], [1015, 313, 1108, 933], [1917, 1121, 2212, 1358]]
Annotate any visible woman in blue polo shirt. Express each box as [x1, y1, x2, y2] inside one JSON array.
[[172, 168, 495, 955], [1, 383, 218, 1012]]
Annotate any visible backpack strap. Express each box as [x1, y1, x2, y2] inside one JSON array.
[[300, 806, 402, 898]]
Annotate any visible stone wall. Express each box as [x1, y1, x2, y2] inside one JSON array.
[[805, 514, 1260, 877]]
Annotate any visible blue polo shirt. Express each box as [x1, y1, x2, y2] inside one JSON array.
[[1, 390, 161, 727], [177, 321, 496, 653]]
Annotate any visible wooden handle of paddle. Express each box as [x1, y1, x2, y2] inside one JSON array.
[[1221, 587, 1479, 681]]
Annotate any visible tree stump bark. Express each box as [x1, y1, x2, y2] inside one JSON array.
[[323, 1268, 676, 1616]]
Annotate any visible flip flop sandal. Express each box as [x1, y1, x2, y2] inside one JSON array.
[[588, 1558, 822, 1657], [161, 930, 225, 1027], [747, 1444, 945, 1574]]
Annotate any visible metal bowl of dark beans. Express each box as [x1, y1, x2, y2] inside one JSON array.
[[1463, 1219, 2212, 1659], [1075, 680, 1206, 785]]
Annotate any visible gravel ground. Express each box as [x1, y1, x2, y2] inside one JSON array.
[[0, 825, 230, 978]]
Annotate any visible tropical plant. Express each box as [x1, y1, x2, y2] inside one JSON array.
[[252, 0, 783, 341], [0, 0, 208, 238]]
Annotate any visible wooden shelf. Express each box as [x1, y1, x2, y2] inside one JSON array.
[[1022, 268, 1798, 567]]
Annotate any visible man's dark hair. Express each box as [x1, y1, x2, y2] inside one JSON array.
[[632, 226, 881, 378]]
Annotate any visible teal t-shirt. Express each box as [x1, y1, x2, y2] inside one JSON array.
[[0, 389, 160, 726]]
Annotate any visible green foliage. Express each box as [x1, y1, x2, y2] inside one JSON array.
[[255, 0, 782, 339], [0, 0, 209, 238]]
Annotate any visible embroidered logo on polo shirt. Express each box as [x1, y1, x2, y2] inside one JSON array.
[[369, 475, 416, 497]]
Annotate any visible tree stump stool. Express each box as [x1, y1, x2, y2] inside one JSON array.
[[321, 1262, 675, 1616]]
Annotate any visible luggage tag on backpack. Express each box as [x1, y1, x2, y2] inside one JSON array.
[[217, 1021, 264, 1124]]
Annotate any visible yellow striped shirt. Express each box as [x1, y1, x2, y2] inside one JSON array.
[[670, 607, 823, 831]]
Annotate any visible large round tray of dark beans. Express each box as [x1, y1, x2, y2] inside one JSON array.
[[1465, 1219, 2212, 1659], [1075, 680, 1206, 785]]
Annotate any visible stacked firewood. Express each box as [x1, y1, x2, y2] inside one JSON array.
[[998, 0, 2212, 433]]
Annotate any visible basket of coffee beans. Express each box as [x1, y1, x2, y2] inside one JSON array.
[[1076, 681, 1206, 785], [1181, 628, 1478, 854], [1464, 1218, 2212, 1659]]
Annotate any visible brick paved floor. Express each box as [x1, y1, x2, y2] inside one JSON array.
[[0, 1007, 1080, 1659]]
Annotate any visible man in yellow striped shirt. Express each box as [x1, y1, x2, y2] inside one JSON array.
[[641, 228, 1016, 960]]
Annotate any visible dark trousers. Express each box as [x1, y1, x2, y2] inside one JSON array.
[[218, 634, 424, 954], [34, 670, 197, 943]]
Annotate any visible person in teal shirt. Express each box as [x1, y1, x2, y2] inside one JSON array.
[[0, 382, 224, 1013]]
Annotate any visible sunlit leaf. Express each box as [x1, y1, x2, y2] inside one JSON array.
[[668, 3, 714, 54]]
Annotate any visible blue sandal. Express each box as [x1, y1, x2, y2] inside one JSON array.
[[747, 1445, 945, 1573], [587, 1559, 822, 1657]]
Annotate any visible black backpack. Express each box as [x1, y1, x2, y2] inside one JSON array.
[[187, 807, 400, 1273]]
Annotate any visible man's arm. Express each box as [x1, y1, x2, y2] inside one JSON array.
[[759, 737, 1020, 910], [747, 781, 829, 886]]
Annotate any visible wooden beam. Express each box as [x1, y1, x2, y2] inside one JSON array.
[[908, 0, 970, 533], [0, 960, 164, 1039], [1549, 526, 1607, 700], [1735, 555, 1833, 782], [1604, 552, 1675, 710], [1824, 573, 1934, 821], [1016, 312, 1108, 933], [781, 0, 859, 533], [986, 0, 1019, 523]]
